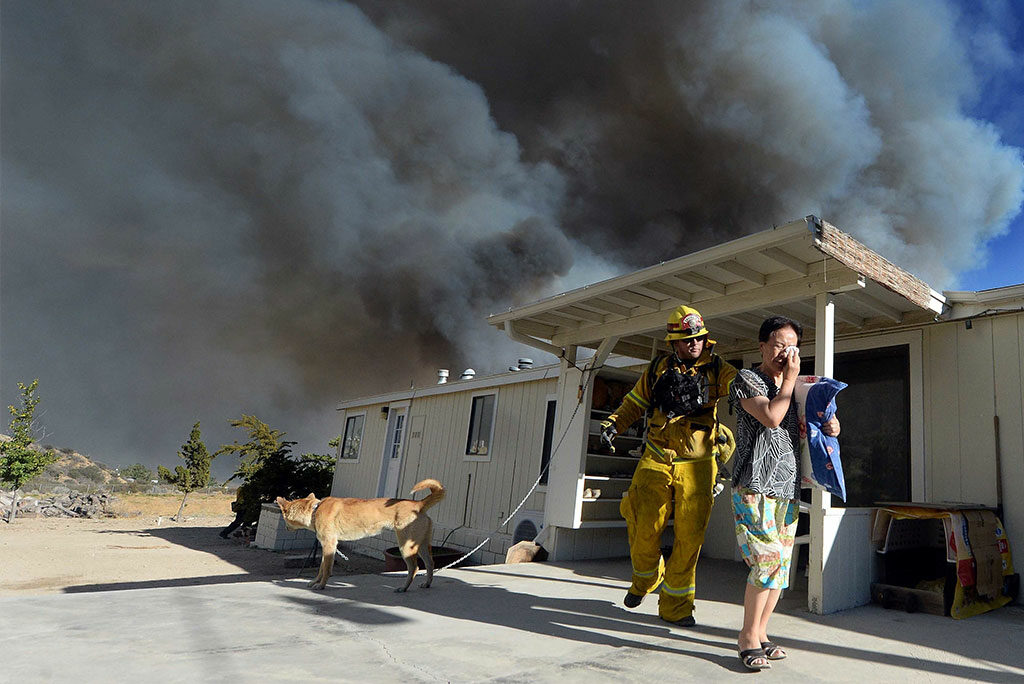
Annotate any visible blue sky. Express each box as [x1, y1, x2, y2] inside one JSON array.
[[953, 0, 1024, 291], [956, 224, 1024, 290]]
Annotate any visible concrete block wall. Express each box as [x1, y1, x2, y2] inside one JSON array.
[[252, 504, 520, 565], [547, 526, 631, 562], [434, 525, 515, 565], [340, 525, 515, 566], [253, 503, 317, 551], [345, 533, 389, 559], [339, 524, 631, 565]]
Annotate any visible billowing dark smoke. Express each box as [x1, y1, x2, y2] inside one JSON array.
[[2, 0, 1021, 472], [1, 1, 571, 470], [357, 0, 1023, 279]]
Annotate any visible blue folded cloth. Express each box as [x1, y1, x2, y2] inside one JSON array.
[[796, 376, 848, 501]]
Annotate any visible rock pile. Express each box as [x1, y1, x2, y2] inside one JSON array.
[[1, 488, 117, 519]]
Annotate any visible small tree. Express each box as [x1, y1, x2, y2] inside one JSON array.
[[121, 463, 154, 483], [293, 452, 337, 499], [158, 422, 214, 521], [0, 380, 58, 523], [215, 415, 302, 534], [217, 415, 298, 497], [217, 415, 295, 485]]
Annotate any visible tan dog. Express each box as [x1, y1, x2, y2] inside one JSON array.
[[276, 479, 445, 592]]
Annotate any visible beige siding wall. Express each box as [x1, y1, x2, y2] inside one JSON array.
[[923, 313, 1024, 589], [331, 403, 391, 498], [392, 378, 554, 532], [331, 378, 556, 562]]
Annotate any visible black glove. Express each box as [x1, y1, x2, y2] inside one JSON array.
[[599, 420, 617, 454]]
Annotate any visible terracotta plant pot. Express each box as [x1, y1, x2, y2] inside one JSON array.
[[383, 546, 466, 572]]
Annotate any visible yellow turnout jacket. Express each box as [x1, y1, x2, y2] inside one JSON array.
[[607, 342, 737, 473]]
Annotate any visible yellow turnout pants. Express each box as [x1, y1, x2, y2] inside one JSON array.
[[619, 456, 716, 621]]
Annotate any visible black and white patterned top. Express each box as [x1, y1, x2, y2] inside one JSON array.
[[729, 367, 801, 500]]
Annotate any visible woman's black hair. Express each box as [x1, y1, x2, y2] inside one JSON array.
[[758, 315, 803, 344]]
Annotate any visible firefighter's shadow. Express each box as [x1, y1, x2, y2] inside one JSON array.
[[281, 572, 742, 672]]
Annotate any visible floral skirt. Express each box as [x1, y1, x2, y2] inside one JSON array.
[[732, 488, 800, 589]]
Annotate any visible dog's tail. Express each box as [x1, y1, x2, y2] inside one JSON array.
[[411, 478, 445, 511]]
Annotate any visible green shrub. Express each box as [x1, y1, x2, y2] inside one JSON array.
[[121, 463, 155, 482], [70, 464, 105, 483]]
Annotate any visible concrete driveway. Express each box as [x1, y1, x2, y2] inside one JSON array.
[[4, 557, 1022, 682]]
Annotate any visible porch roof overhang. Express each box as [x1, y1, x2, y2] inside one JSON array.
[[487, 216, 947, 360]]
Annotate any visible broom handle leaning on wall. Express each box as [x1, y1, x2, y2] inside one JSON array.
[[993, 415, 1003, 514]]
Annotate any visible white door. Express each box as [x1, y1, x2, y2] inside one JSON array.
[[404, 415, 426, 484], [378, 408, 407, 497]]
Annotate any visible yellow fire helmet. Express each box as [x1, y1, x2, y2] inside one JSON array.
[[665, 305, 709, 341]]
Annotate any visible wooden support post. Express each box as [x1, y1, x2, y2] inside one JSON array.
[[808, 293, 835, 614], [591, 336, 620, 371], [543, 346, 588, 541]]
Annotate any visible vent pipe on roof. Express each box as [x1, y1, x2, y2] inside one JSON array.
[[510, 357, 534, 371], [437, 369, 449, 384], [460, 368, 476, 380]]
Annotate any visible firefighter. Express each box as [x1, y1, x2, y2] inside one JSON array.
[[219, 481, 260, 539], [600, 305, 737, 626]]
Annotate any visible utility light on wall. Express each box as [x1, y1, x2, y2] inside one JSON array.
[[965, 319, 973, 330], [380, 406, 389, 418]]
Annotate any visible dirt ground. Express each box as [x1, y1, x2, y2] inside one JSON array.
[[107, 491, 237, 517], [0, 512, 385, 596]]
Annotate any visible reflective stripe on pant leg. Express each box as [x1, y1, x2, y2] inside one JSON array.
[[659, 457, 716, 621], [621, 467, 672, 595]]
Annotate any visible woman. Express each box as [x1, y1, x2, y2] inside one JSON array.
[[729, 316, 840, 670]]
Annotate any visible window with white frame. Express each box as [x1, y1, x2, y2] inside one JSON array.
[[339, 413, 365, 460], [466, 393, 497, 457], [389, 413, 405, 459]]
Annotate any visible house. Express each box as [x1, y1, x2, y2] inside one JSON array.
[[332, 216, 1024, 613], [331, 362, 562, 565]]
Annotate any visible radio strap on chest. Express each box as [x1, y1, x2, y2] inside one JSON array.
[[648, 354, 720, 419]]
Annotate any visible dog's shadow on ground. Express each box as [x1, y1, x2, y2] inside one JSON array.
[[276, 559, 1024, 681], [279, 567, 745, 674]]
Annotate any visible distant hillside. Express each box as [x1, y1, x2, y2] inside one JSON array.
[[1, 434, 128, 492]]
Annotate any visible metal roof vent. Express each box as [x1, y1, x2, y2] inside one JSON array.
[[460, 368, 476, 380], [437, 369, 449, 384], [517, 358, 534, 370]]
